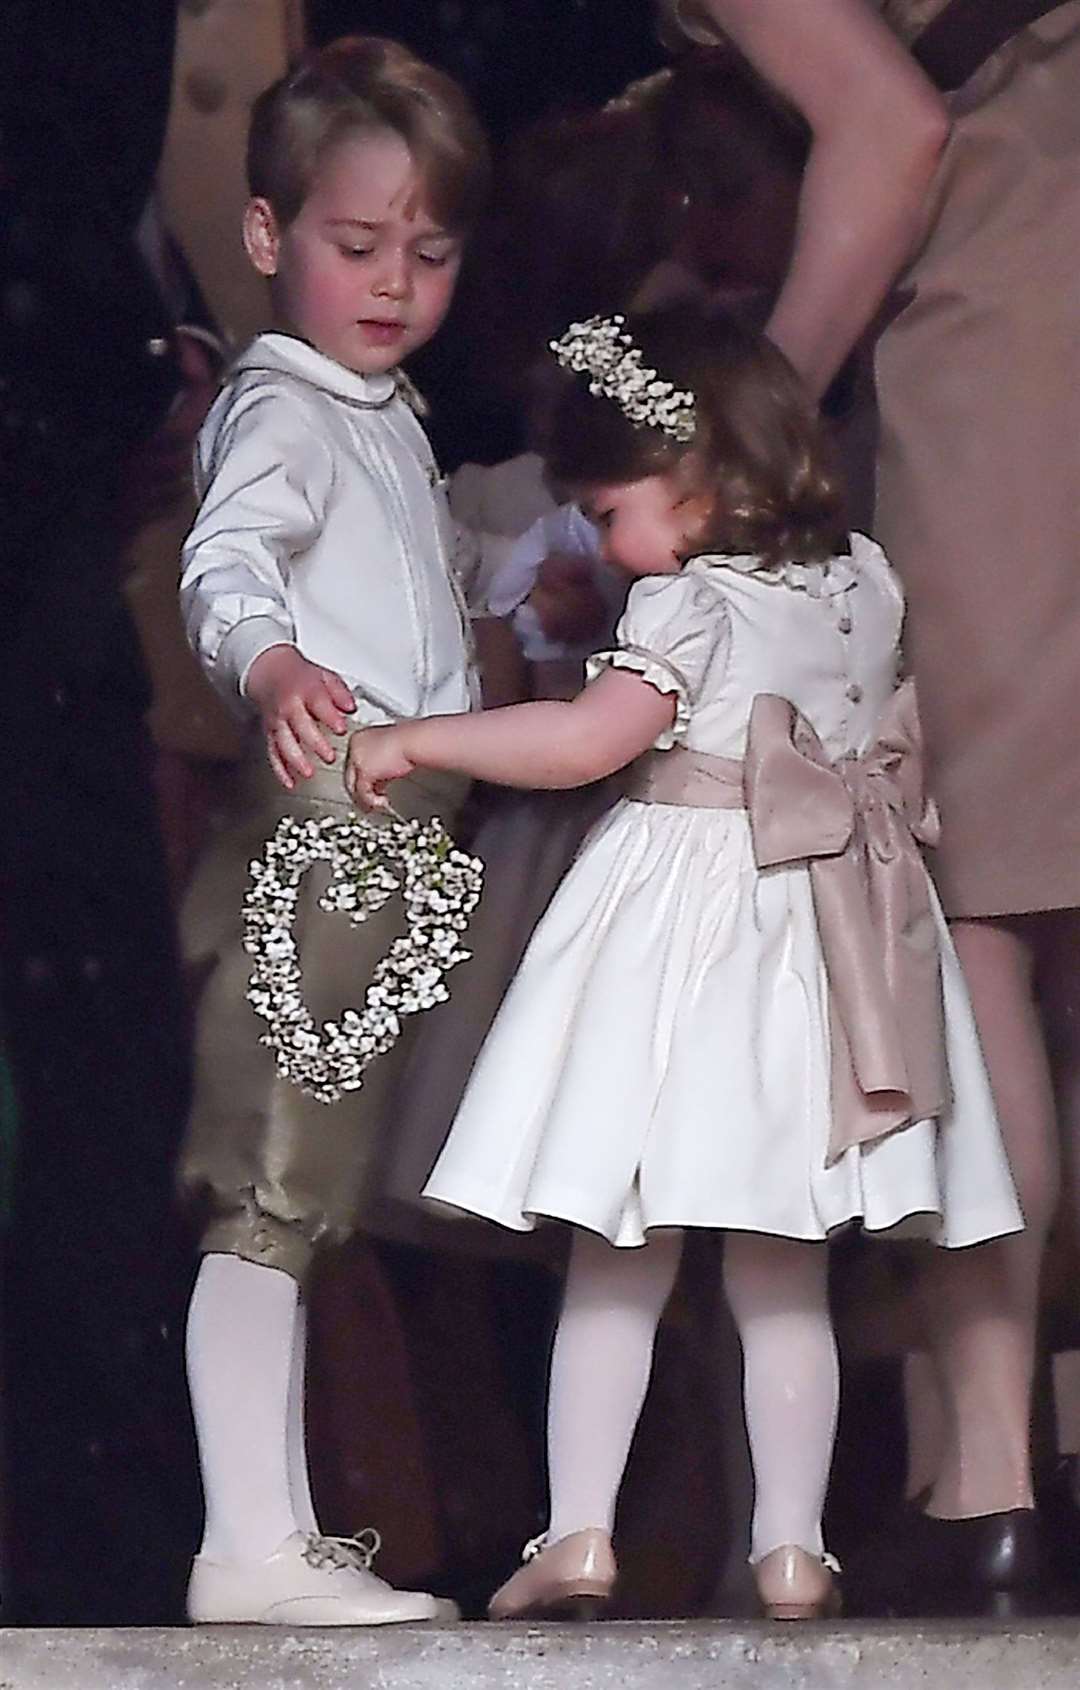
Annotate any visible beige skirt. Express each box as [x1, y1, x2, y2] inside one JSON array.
[[176, 734, 467, 1282], [874, 2, 1080, 917]]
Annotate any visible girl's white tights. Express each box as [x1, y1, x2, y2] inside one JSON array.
[[722, 1233, 837, 1562], [546, 1230, 682, 1542], [545, 1229, 837, 1566], [186, 1251, 319, 1563]]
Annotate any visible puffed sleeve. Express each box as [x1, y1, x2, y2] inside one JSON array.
[[180, 383, 336, 704], [585, 570, 730, 749]]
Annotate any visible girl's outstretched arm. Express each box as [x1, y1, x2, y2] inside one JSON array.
[[697, 0, 950, 397], [345, 670, 675, 810]]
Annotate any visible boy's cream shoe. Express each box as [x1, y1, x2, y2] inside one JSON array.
[[187, 1530, 459, 1625]]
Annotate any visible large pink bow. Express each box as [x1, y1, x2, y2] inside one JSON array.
[[744, 679, 949, 1162]]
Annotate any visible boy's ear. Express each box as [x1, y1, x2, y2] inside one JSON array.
[[243, 197, 281, 277]]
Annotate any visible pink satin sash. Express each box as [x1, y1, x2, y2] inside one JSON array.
[[625, 680, 949, 1161]]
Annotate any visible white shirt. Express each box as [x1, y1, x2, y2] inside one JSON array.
[[180, 332, 478, 724]]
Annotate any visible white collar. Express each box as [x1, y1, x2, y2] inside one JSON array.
[[689, 548, 858, 599], [232, 332, 401, 408]]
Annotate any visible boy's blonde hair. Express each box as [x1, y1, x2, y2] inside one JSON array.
[[248, 35, 489, 231], [544, 304, 847, 569]]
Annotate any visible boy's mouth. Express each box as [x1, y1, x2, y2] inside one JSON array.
[[357, 319, 407, 345]]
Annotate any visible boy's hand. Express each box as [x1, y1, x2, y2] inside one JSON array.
[[344, 725, 416, 813], [245, 644, 356, 790]]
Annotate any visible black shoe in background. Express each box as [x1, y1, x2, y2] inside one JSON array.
[[844, 1503, 1053, 1620], [1037, 1456, 1080, 1612]]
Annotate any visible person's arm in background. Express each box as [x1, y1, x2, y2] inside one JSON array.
[[691, 0, 950, 397]]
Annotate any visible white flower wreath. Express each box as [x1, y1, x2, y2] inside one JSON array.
[[243, 811, 483, 1105]]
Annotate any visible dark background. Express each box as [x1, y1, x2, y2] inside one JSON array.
[[310, 1, 666, 140]]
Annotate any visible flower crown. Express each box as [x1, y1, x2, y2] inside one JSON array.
[[549, 314, 697, 444]]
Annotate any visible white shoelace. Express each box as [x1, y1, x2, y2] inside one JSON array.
[[301, 1528, 383, 1573]]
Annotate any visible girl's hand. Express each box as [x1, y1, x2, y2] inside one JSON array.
[[345, 725, 417, 812], [245, 644, 356, 790]]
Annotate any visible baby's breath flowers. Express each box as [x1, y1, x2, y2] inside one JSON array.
[[243, 812, 483, 1104], [550, 314, 697, 443]]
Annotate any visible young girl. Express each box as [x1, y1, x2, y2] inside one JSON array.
[[346, 302, 1022, 1621], [177, 37, 488, 1625]]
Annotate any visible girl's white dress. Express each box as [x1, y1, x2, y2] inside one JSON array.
[[424, 536, 1022, 1250]]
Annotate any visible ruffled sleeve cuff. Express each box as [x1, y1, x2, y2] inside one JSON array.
[[586, 643, 693, 749]]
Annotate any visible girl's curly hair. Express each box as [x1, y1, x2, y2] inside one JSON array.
[[543, 303, 848, 569]]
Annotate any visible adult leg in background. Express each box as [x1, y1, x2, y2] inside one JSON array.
[[851, 918, 1056, 1616], [922, 918, 1056, 1522]]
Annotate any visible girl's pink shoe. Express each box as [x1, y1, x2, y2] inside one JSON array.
[[754, 1545, 842, 1620], [487, 1529, 617, 1620]]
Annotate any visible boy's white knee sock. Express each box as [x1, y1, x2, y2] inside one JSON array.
[[186, 1251, 304, 1563], [286, 1297, 320, 1535]]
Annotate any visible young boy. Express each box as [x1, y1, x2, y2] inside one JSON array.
[[177, 36, 488, 1624]]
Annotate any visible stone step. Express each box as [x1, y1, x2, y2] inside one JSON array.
[[3, 1620, 1080, 1690]]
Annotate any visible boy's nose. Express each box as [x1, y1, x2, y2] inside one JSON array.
[[372, 252, 411, 300]]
